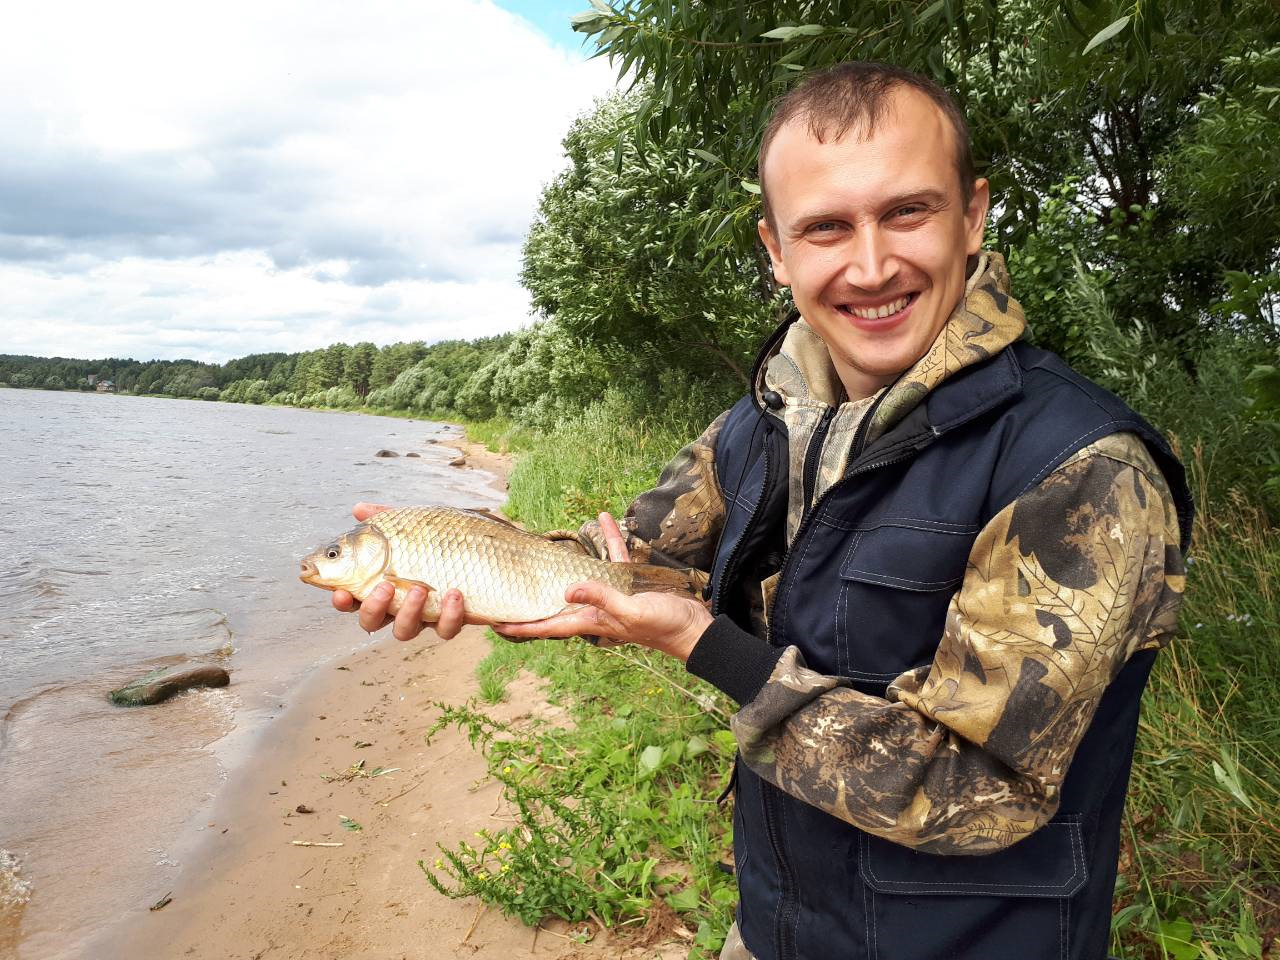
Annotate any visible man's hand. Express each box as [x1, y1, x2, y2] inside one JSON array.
[[330, 502, 467, 641], [494, 513, 713, 662]]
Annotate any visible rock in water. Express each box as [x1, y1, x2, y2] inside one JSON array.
[[448, 456, 467, 467], [374, 449, 399, 458], [110, 666, 231, 706]]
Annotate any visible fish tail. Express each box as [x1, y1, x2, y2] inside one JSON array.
[[625, 563, 702, 598]]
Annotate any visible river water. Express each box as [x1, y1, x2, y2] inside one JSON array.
[[0, 389, 504, 959]]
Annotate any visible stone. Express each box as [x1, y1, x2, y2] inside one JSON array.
[[374, 449, 399, 458], [405, 452, 420, 458], [110, 666, 231, 706], [448, 456, 467, 467]]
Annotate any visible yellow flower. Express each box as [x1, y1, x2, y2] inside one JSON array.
[[434, 858, 443, 869], [500, 864, 511, 874], [499, 841, 511, 850], [502, 765, 513, 774]]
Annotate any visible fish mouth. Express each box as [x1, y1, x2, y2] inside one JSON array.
[[299, 558, 322, 585]]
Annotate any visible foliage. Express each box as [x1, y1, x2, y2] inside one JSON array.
[[569, 0, 1280, 354], [421, 635, 738, 958], [522, 93, 780, 388]]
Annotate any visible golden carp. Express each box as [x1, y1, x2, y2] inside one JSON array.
[[299, 505, 699, 624]]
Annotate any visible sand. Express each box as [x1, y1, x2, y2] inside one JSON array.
[[95, 434, 688, 960]]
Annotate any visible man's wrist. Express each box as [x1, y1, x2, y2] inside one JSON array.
[[662, 606, 715, 664], [686, 614, 786, 706]]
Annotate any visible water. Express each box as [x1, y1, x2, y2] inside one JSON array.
[[0, 389, 503, 959]]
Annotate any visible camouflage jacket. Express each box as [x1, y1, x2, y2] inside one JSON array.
[[569, 253, 1187, 855]]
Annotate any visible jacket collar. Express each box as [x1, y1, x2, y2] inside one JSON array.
[[749, 252, 1028, 438]]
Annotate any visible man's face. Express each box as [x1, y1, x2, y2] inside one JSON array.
[[758, 87, 990, 400]]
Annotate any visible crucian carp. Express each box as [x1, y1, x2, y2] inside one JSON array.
[[299, 505, 700, 624]]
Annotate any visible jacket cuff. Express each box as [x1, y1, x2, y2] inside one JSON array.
[[686, 615, 785, 706]]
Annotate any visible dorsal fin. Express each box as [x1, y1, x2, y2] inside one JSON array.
[[460, 507, 520, 529]]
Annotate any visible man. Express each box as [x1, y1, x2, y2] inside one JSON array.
[[338, 63, 1191, 960]]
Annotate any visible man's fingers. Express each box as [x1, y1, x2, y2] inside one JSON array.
[[353, 501, 391, 522], [566, 580, 632, 620], [393, 585, 428, 642], [435, 589, 465, 641], [332, 588, 357, 613], [359, 581, 395, 633], [598, 512, 630, 563]]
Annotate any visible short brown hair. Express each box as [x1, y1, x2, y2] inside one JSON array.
[[758, 61, 976, 226]]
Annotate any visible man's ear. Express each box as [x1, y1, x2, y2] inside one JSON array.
[[757, 218, 790, 287], [965, 178, 991, 255]]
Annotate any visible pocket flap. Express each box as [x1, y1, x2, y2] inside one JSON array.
[[859, 816, 1088, 898], [838, 522, 977, 592]]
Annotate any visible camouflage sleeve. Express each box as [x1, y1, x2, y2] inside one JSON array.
[[560, 411, 730, 582], [730, 432, 1187, 854]]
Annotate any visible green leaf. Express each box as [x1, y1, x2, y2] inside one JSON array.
[[690, 148, 723, 166], [918, 0, 946, 22], [1155, 918, 1201, 960], [667, 886, 703, 911], [1082, 15, 1131, 55], [712, 729, 737, 753], [740, 179, 761, 195], [1211, 753, 1256, 812], [339, 815, 362, 832], [638, 744, 664, 774], [588, 0, 611, 12], [685, 735, 711, 759], [760, 26, 799, 40]]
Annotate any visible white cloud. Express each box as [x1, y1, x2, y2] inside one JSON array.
[[0, 0, 615, 362]]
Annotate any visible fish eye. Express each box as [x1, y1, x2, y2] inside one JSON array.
[[325, 544, 341, 560]]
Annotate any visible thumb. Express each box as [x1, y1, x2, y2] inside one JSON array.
[[566, 580, 632, 617]]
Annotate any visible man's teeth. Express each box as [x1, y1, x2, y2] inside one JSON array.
[[847, 295, 911, 320]]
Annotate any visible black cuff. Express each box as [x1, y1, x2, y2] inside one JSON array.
[[686, 614, 785, 706]]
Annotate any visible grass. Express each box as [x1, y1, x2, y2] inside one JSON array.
[[422, 400, 1279, 960]]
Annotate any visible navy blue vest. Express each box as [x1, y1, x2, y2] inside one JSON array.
[[710, 339, 1192, 960]]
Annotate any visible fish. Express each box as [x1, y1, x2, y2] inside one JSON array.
[[299, 505, 701, 624]]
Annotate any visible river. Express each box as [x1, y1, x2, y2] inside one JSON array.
[[0, 389, 504, 959]]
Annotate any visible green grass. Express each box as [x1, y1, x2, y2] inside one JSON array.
[[428, 404, 1279, 960]]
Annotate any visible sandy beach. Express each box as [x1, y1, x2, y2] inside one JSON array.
[[90, 436, 685, 960]]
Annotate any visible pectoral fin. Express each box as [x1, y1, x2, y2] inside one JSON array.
[[382, 577, 443, 622]]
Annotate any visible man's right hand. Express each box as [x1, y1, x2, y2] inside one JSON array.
[[330, 502, 468, 641]]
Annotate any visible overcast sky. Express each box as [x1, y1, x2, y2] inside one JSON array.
[[0, 0, 616, 363]]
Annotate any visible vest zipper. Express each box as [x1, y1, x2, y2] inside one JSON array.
[[710, 427, 774, 618], [801, 405, 836, 512]]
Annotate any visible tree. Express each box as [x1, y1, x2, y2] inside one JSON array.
[[569, 0, 1280, 355], [522, 93, 780, 389]]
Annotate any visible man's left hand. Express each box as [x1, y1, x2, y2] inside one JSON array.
[[493, 512, 712, 662], [494, 579, 712, 663]]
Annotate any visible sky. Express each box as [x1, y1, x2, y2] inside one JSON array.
[[0, 0, 616, 364]]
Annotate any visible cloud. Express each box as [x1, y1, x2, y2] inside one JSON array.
[[0, 0, 615, 361]]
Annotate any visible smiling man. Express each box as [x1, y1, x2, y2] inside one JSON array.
[[341, 62, 1193, 960]]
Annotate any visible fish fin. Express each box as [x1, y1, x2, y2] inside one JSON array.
[[385, 576, 435, 594], [625, 563, 702, 598], [461, 508, 520, 529]]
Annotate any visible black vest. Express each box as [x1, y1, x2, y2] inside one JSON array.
[[710, 340, 1192, 960]]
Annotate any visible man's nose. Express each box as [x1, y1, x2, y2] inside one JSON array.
[[842, 227, 898, 290]]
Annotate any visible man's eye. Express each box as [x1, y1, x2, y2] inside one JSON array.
[[894, 205, 925, 218], [809, 221, 841, 233]]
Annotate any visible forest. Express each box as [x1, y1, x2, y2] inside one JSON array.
[[5, 1, 1278, 955]]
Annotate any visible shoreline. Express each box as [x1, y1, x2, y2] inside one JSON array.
[[86, 430, 634, 960]]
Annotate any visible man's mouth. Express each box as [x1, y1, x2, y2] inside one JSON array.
[[838, 292, 918, 321]]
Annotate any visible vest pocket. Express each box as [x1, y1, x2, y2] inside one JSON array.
[[834, 523, 978, 681], [858, 816, 1087, 960]]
